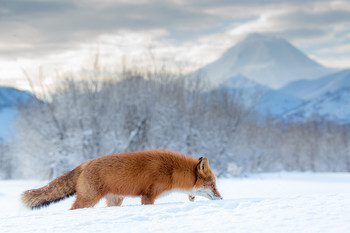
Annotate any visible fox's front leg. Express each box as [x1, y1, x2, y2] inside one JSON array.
[[188, 194, 195, 202]]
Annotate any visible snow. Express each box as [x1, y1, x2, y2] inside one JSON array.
[[1, 173, 350, 233]]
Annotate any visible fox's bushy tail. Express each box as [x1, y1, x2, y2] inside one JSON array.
[[22, 166, 83, 209]]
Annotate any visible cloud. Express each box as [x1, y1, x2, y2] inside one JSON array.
[[2, 0, 345, 57], [0, 0, 222, 58], [0, 0, 349, 84], [273, 9, 350, 29], [310, 55, 350, 68], [318, 43, 350, 54]]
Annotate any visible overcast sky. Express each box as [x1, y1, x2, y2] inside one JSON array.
[[1, 0, 350, 89]]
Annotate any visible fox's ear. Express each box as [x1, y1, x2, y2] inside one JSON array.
[[197, 157, 209, 176]]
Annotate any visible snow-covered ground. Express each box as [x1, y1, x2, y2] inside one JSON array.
[[1, 173, 350, 233]]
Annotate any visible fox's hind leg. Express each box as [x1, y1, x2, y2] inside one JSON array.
[[105, 194, 124, 207], [70, 183, 103, 210], [70, 172, 106, 210], [141, 184, 165, 205], [141, 195, 156, 204], [70, 194, 101, 210]]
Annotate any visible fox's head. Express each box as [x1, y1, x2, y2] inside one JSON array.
[[194, 157, 222, 200]]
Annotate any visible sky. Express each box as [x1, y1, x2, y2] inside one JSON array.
[[1, 0, 350, 90]]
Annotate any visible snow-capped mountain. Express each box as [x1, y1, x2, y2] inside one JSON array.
[[190, 33, 350, 122], [281, 69, 350, 122], [0, 87, 35, 140], [193, 34, 334, 89]]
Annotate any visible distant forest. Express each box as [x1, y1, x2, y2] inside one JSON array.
[[1, 67, 349, 179]]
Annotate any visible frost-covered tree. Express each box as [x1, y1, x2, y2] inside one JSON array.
[[0, 140, 11, 179]]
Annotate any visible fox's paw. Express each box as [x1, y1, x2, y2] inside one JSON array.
[[188, 194, 195, 202]]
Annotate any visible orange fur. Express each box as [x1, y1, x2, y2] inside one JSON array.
[[22, 150, 222, 210]]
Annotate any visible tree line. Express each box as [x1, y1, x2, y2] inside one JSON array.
[[1, 69, 349, 179]]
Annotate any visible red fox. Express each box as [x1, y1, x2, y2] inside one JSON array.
[[22, 150, 222, 210]]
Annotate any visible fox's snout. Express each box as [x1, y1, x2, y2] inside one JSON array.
[[210, 191, 223, 200], [195, 187, 223, 200], [213, 194, 223, 200], [210, 185, 223, 200]]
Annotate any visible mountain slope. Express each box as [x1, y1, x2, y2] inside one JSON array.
[[281, 69, 350, 122], [194, 34, 334, 89], [0, 87, 35, 140], [214, 75, 304, 116], [281, 69, 350, 100]]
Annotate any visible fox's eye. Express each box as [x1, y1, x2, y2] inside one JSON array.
[[211, 184, 215, 188]]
